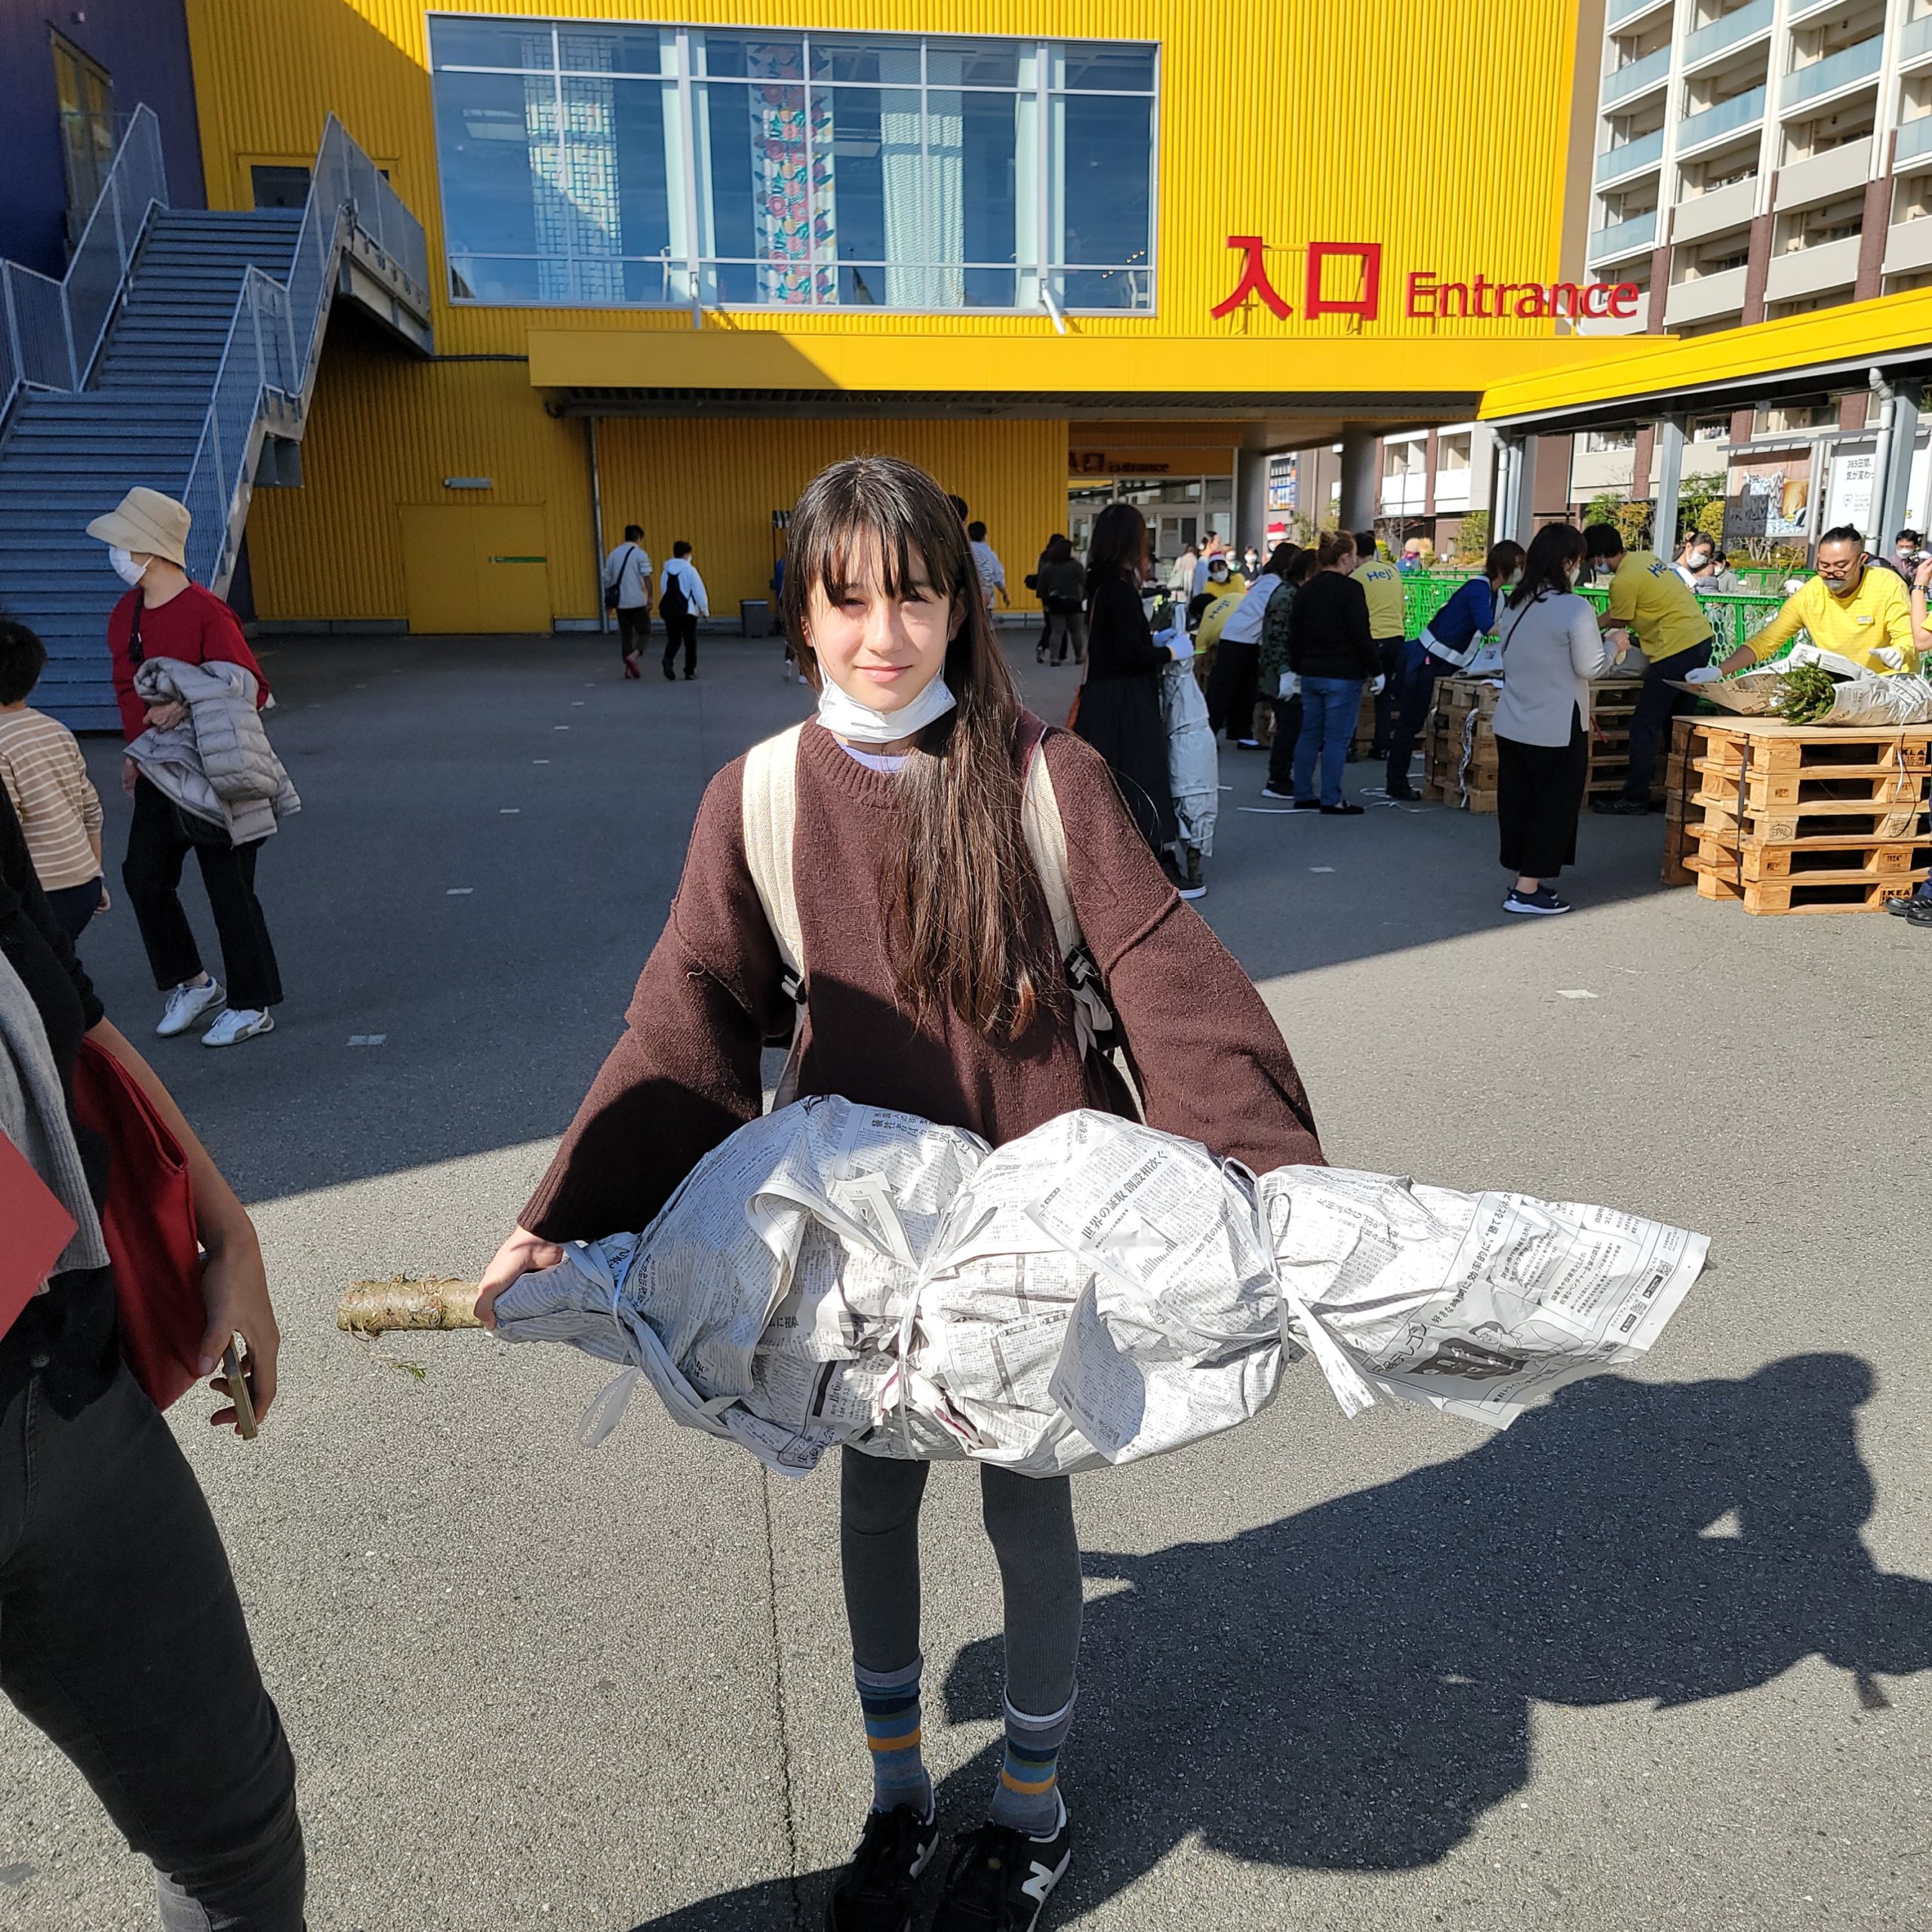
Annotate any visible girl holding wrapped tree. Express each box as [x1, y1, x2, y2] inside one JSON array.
[[474, 455, 1322, 1932]]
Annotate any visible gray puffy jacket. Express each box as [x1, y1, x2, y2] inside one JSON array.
[[127, 657, 300, 845]]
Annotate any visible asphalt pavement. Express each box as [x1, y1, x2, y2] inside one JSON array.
[[2, 631, 1926, 1932]]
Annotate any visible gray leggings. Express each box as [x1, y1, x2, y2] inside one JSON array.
[[840, 1448, 1083, 1714]]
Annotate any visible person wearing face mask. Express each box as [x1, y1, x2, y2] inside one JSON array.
[[469, 455, 1323, 1932], [1491, 524, 1631, 915], [1718, 525, 1918, 678], [1583, 521, 1716, 817], [87, 490, 283, 1050]]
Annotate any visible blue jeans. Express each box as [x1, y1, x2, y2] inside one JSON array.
[[1292, 676, 1364, 806]]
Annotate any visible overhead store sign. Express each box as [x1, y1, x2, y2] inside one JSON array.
[[1211, 238, 1641, 325]]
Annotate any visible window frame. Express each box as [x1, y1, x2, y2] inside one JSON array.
[[425, 12, 1160, 317]]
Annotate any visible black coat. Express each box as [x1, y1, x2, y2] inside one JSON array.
[[1286, 571, 1379, 681], [1074, 575, 1177, 849]]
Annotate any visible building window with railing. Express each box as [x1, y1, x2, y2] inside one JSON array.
[[427, 17, 1158, 312]]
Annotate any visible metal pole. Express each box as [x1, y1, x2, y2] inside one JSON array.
[[586, 415, 610, 634], [2, 272, 23, 388], [1878, 378, 1923, 543]]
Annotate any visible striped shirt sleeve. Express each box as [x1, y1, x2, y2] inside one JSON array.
[[0, 712, 103, 892]]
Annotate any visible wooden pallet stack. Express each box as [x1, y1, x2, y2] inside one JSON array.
[[1420, 675, 1659, 812], [1663, 715, 1932, 914]]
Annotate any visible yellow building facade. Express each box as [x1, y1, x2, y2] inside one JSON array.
[[180, 0, 1638, 630]]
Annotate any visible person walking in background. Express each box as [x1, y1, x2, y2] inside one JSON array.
[[1383, 540, 1523, 801], [1036, 535, 1087, 666], [1208, 543, 1296, 750], [1, 781, 305, 1930], [601, 523, 652, 679], [1168, 536, 1200, 598], [1285, 531, 1378, 816], [659, 541, 709, 681], [967, 521, 1010, 611], [1355, 530, 1407, 758], [1583, 521, 1715, 816], [0, 620, 107, 946], [88, 488, 283, 1050], [1257, 546, 1316, 801], [1492, 523, 1630, 915], [1075, 501, 1180, 858], [1241, 543, 1260, 578]]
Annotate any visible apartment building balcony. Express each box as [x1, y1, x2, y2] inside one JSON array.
[[1786, 0, 1854, 23], [1783, 36, 1884, 112], [1603, 45, 1672, 106], [1897, 115, 1932, 168], [1761, 233, 1861, 305], [1672, 177, 1757, 243], [1432, 473, 1472, 513], [1663, 263, 1748, 326], [1774, 140, 1876, 212], [1682, 0, 1774, 76], [1608, 0, 1672, 27], [1884, 212, 1932, 278], [1578, 288, 1651, 334], [1597, 127, 1666, 183], [1903, 14, 1932, 71], [1678, 87, 1765, 157], [1586, 208, 1657, 266]]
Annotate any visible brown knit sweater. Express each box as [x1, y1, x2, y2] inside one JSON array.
[[522, 714, 1322, 1241]]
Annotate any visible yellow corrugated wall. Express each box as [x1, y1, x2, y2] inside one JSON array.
[[596, 417, 1067, 620], [183, 0, 1583, 349], [182, 0, 1586, 623], [245, 342, 592, 623]]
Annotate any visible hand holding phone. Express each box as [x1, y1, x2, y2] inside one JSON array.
[[219, 1340, 259, 1440]]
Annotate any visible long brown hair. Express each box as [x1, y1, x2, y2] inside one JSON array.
[[781, 456, 1055, 1041]]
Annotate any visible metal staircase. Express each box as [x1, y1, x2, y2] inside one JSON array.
[[0, 109, 432, 728]]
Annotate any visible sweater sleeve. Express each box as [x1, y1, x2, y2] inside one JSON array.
[[1041, 730, 1323, 1172], [519, 760, 794, 1241], [109, 593, 145, 741], [195, 593, 272, 710]]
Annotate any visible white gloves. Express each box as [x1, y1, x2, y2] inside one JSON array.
[[1278, 671, 1300, 700], [1682, 665, 1722, 685], [1371, 675, 1386, 696]]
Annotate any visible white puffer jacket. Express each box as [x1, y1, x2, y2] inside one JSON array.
[[126, 657, 300, 845]]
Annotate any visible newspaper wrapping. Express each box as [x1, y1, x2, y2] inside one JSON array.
[[1799, 671, 1932, 727], [1677, 646, 1932, 724], [492, 1098, 1709, 1478], [1159, 660, 1219, 857]]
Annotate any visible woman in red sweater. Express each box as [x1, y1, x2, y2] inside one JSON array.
[[475, 457, 1322, 1932]]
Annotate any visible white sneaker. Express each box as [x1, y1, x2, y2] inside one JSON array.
[[201, 1007, 275, 1048], [156, 978, 223, 1038]]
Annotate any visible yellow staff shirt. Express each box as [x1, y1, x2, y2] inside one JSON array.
[[1746, 567, 1919, 675], [1356, 557, 1407, 640], [1604, 550, 1714, 663]]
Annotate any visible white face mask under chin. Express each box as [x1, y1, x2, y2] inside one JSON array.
[[108, 546, 149, 589], [816, 669, 957, 745]]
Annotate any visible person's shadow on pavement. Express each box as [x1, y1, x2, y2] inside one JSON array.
[[631, 1355, 1931, 1928]]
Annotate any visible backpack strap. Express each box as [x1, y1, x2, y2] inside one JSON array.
[[1020, 729, 1116, 1058], [740, 723, 807, 1109]]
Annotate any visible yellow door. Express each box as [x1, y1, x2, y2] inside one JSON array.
[[398, 505, 551, 634]]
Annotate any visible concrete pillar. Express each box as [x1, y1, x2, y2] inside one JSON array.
[[1653, 413, 1685, 556], [1877, 381, 1922, 547], [1236, 447, 1269, 557], [1339, 427, 1378, 531]]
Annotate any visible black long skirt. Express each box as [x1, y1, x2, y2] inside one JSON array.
[[1073, 673, 1179, 850], [1496, 710, 1587, 879]]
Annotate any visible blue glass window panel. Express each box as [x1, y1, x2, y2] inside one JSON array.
[[558, 26, 660, 75], [809, 38, 924, 82], [434, 69, 543, 258], [820, 88, 887, 263], [430, 19, 554, 70], [697, 32, 805, 81], [447, 255, 547, 302], [924, 40, 1023, 88], [962, 266, 1017, 306], [1057, 94, 1151, 268], [957, 90, 1018, 266], [1055, 45, 1155, 92]]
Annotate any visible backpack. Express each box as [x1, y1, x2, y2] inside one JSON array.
[[660, 566, 690, 622], [740, 722, 1116, 1110]]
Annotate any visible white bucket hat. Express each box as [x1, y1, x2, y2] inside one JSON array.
[[85, 488, 191, 568]]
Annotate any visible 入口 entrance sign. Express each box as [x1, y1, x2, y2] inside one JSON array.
[[1212, 238, 1641, 324]]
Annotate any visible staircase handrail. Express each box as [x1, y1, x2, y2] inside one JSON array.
[[180, 115, 430, 593], [0, 104, 169, 417]]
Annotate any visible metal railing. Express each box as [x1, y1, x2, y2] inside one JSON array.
[[1683, 0, 1774, 71], [1588, 208, 1659, 263], [1783, 37, 1884, 110], [1597, 126, 1666, 182], [1897, 114, 1932, 165], [1678, 85, 1765, 153], [1602, 45, 1672, 106], [0, 104, 168, 417], [180, 115, 429, 592]]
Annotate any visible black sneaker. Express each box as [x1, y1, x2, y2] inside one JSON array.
[[1385, 785, 1420, 801], [826, 1803, 940, 1932], [1291, 797, 1321, 811], [1179, 848, 1206, 900], [1503, 885, 1571, 915], [1319, 801, 1364, 817], [931, 1806, 1072, 1932], [1589, 795, 1650, 816], [1259, 786, 1296, 801]]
